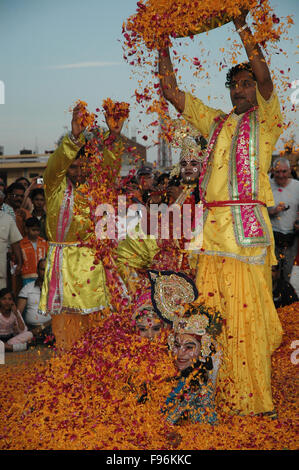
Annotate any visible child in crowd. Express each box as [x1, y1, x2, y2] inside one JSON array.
[[30, 188, 47, 240], [20, 217, 48, 287], [0, 288, 33, 352]]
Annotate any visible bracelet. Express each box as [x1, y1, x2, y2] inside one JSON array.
[[236, 23, 249, 34], [69, 132, 82, 147]]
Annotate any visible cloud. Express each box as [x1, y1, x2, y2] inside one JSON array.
[[47, 61, 122, 70]]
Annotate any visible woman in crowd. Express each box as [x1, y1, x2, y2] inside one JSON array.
[[0, 288, 33, 352]]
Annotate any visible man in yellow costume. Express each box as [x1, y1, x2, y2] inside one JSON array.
[[116, 121, 204, 295], [158, 11, 283, 416], [39, 104, 125, 350]]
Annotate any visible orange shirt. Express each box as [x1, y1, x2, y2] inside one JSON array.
[[20, 236, 48, 278]]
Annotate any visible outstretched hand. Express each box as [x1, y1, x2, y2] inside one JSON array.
[[71, 104, 86, 139]]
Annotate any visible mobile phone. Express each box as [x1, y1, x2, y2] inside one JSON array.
[[37, 178, 43, 185]]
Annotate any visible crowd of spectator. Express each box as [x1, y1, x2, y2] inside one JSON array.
[[0, 175, 51, 352], [0, 155, 298, 353]]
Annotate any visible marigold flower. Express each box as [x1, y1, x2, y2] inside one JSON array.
[[0, 303, 298, 450], [102, 98, 130, 128], [72, 100, 96, 129]]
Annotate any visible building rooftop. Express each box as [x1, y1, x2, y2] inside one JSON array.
[[0, 135, 148, 181]]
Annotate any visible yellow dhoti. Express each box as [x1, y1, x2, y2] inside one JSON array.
[[39, 243, 110, 350], [40, 243, 110, 315], [182, 85, 284, 414], [195, 252, 282, 414]]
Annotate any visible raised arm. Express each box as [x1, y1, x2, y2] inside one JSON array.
[[159, 47, 223, 137], [158, 47, 185, 113], [233, 11, 273, 100], [44, 104, 86, 194], [21, 177, 37, 211], [100, 110, 126, 182]]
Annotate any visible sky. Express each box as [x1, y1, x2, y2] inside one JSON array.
[[0, 0, 298, 163]]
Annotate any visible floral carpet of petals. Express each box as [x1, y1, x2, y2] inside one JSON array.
[[0, 302, 298, 450]]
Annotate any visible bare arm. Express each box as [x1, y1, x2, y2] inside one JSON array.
[[268, 204, 286, 217], [21, 177, 38, 211], [17, 297, 27, 316], [11, 241, 22, 275], [158, 47, 185, 113], [43, 105, 86, 194], [11, 304, 25, 332], [233, 11, 273, 100]]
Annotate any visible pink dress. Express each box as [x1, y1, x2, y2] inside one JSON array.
[[0, 311, 33, 345]]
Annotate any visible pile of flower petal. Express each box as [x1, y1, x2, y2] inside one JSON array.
[[102, 98, 130, 128], [123, 0, 284, 56], [0, 302, 298, 450], [72, 100, 96, 129], [122, 1, 294, 150]]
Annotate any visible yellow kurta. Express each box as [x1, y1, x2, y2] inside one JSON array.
[[116, 189, 199, 294], [183, 86, 283, 415], [116, 234, 160, 294], [117, 233, 198, 295], [39, 134, 122, 348]]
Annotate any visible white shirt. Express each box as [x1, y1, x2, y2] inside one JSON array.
[[0, 211, 22, 288], [270, 179, 299, 234], [18, 281, 51, 325]]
